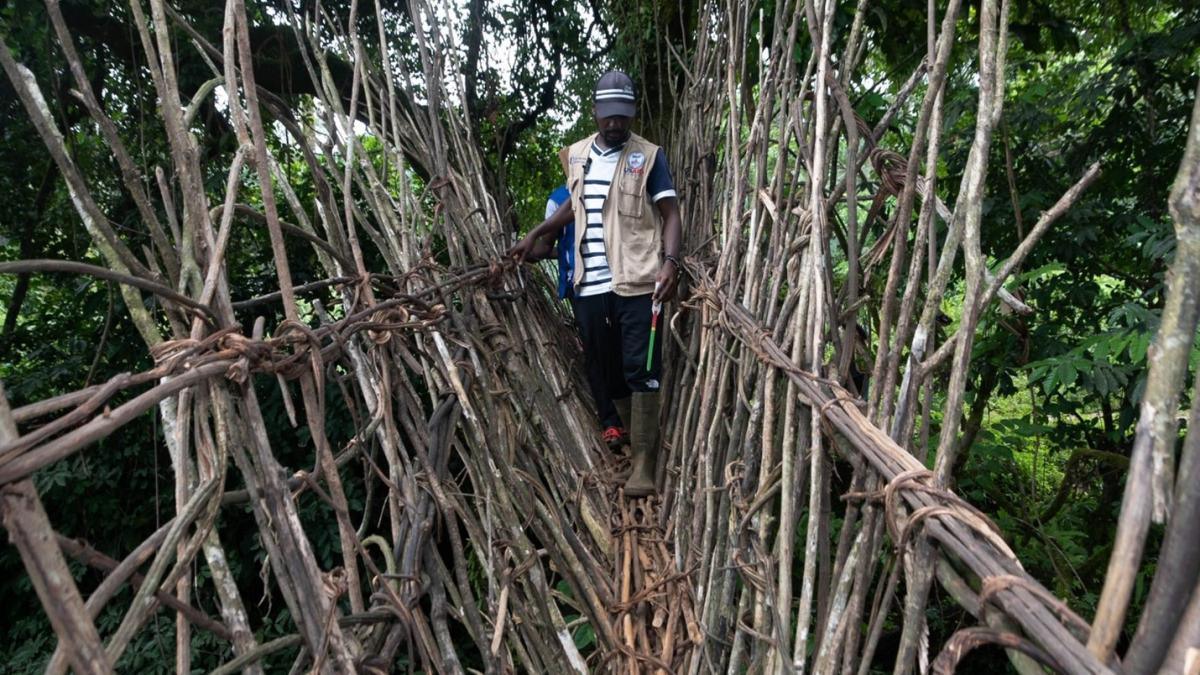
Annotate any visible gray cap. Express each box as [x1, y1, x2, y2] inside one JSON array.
[[594, 70, 637, 118]]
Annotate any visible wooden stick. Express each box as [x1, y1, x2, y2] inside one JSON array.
[[1090, 79, 1200, 664], [0, 383, 110, 674]]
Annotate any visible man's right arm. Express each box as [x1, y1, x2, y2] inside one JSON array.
[[509, 199, 574, 263]]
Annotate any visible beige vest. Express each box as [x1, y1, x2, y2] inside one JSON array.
[[558, 132, 662, 297]]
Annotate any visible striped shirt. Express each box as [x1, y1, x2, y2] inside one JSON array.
[[577, 142, 678, 297]]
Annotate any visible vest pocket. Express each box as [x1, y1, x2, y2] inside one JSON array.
[[617, 177, 644, 219], [622, 225, 658, 286]]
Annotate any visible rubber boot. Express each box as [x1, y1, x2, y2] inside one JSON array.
[[615, 397, 632, 447], [624, 391, 660, 497]]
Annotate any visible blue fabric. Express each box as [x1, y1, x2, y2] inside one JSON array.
[[646, 151, 676, 201], [546, 185, 573, 299]]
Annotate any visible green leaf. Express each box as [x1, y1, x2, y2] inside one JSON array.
[[1058, 362, 1078, 389], [573, 623, 596, 650], [1044, 367, 1060, 394], [1129, 333, 1150, 362]]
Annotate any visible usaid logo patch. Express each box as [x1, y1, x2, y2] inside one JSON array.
[[626, 151, 646, 174]]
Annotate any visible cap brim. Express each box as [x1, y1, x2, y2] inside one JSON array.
[[595, 100, 636, 118]]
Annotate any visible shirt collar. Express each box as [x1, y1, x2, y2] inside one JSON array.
[[591, 139, 624, 157]]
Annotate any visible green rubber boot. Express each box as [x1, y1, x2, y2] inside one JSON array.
[[624, 391, 661, 497]]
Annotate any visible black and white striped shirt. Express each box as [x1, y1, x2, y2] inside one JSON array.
[[577, 142, 621, 296]]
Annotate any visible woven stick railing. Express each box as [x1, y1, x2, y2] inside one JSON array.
[[651, 0, 1200, 673]]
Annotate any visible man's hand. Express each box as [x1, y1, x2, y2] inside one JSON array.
[[507, 234, 538, 264], [654, 259, 679, 302]]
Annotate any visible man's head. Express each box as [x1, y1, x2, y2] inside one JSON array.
[[593, 70, 636, 147]]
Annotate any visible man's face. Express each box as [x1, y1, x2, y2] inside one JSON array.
[[594, 109, 633, 147]]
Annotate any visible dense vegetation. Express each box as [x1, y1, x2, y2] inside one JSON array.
[[0, 0, 1196, 671]]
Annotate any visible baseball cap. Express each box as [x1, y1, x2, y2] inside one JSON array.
[[594, 71, 637, 118]]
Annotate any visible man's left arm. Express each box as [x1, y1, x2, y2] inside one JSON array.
[[655, 197, 682, 302], [647, 151, 682, 302]]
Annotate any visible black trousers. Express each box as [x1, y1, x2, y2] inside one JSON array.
[[572, 291, 663, 428]]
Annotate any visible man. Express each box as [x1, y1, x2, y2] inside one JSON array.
[[528, 184, 628, 450], [510, 70, 682, 497]]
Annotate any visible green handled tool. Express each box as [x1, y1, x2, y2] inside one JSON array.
[[646, 284, 662, 372]]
